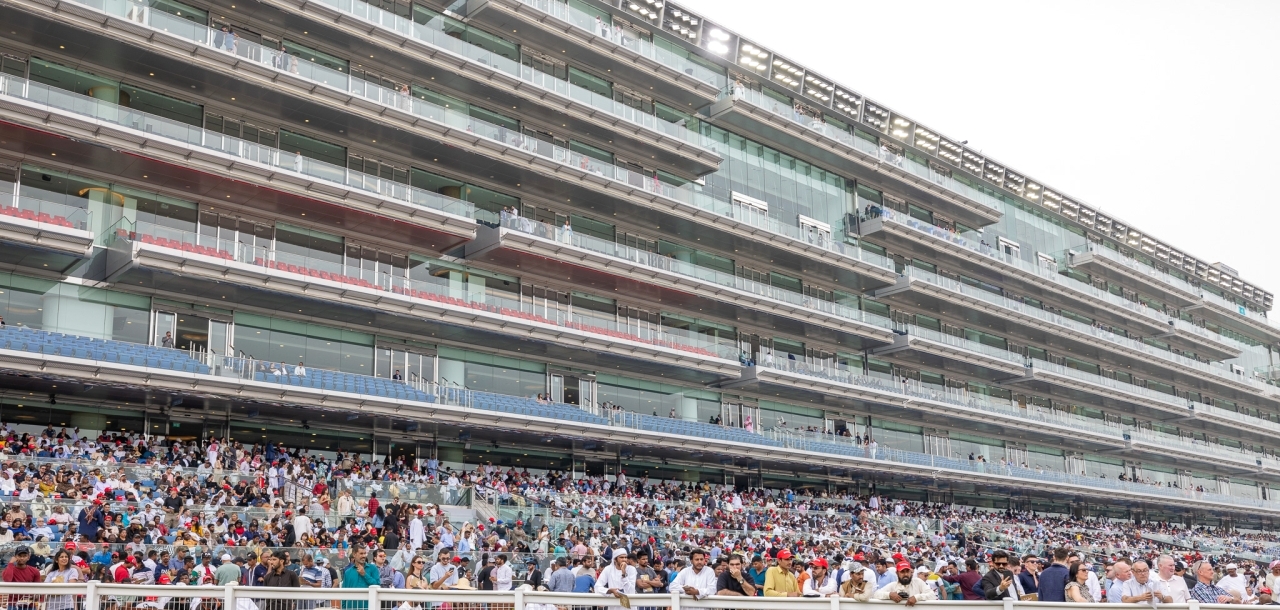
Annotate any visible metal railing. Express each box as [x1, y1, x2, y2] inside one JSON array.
[[728, 88, 1001, 212], [514, 0, 727, 90], [1, 196, 92, 232], [498, 215, 894, 334], [5, 323, 1280, 512], [110, 219, 735, 361], [1083, 244, 1202, 298], [900, 267, 1263, 390], [0, 76, 474, 220]]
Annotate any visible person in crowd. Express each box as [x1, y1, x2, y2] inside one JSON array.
[[873, 561, 937, 606], [763, 548, 799, 597]]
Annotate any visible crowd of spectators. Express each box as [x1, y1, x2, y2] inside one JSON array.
[[0, 423, 1279, 605]]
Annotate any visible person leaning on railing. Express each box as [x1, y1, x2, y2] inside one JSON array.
[[762, 548, 799, 597]]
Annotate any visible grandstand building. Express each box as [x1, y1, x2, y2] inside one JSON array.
[[0, 0, 1276, 527]]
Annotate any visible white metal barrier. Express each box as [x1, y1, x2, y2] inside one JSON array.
[[0, 585, 1233, 610]]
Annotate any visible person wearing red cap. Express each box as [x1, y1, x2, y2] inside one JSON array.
[[802, 557, 838, 597], [763, 548, 799, 597], [872, 561, 936, 605]]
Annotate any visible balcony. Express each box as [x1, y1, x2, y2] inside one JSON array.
[[463, 217, 898, 350], [103, 220, 742, 381], [226, 0, 724, 178], [881, 268, 1265, 398], [1194, 289, 1280, 344], [458, 0, 726, 106], [0, 76, 478, 246], [861, 207, 1242, 358], [0, 196, 94, 274], [4, 324, 1280, 514], [708, 89, 1003, 228], [728, 360, 1152, 457], [872, 323, 1028, 377], [1126, 429, 1278, 474], [5, 3, 895, 288], [1067, 245, 1202, 307], [1015, 359, 1193, 416]]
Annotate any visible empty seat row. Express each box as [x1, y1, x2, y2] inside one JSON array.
[[255, 258, 381, 289], [1, 206, 75, 228]]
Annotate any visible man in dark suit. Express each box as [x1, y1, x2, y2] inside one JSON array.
[[982, 550, 1016, 600]]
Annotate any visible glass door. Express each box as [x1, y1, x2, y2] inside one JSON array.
[[153, 311, 177, 349], [376, 346, 437, 390], [549, 371, 595, 411]]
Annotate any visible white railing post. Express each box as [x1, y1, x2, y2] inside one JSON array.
[[830, 593, 840, 610], [514, 588, 524, 610], [224, 584, 236, 610], [369, 585, 380, 610], [85, 580, 100, 610], [670, 592, 681, 610], [1002, 597, 1014, 610]]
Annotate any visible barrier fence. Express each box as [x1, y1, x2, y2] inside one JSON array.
[[0, 585, 1240, 610]]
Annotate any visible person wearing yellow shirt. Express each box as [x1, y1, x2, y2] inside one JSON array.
[[764, 549, 800, 597]]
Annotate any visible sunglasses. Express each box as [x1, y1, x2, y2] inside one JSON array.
[[994, 562, 1009, 567]]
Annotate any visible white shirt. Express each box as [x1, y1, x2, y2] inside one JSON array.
[[409, 518, 425, 550], [1156, 574, 1190, 603], [669, 565, 716, 599], [1086, 570, 1102, 602], [293, 514, 313, 538], [1120, 577, 1164, 607], [492, 563, 514, 591], [1218, 573, 1251, 599], [802, 572, 838, 597], [594, 563, 636, 610]]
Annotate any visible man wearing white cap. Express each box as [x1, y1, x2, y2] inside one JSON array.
[[1218, 563, 1252, 601], [595, 548, 636, 610]]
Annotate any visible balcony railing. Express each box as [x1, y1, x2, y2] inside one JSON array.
[[870, 207, 1243, 348], [512, 0, 727, 91], [728, 88, 1001, 213], [113, 220, 737, 361], [900, 267, 1262, 391], [6, 324, 1280, 513], [1, 196, 92, 232], [1029, 359, 1190, 410], [1082, 244, 1202, 298], [286, 0, 718, 152], [498, 215, 894, 335], [0, 76, 475, 220], [894, 323, 1026, 366], [31, 0, 889, 272]]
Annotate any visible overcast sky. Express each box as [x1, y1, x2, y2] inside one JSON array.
[[680, 0, 1280, 303]]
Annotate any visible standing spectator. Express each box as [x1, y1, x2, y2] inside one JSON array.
[[4, 546, 41, 610], [670, 549, 716, 599], [547, 557, 574, 593], [980, 551, 1015, 600], [44, 549, 83, 610], [491, 555, 513, 591], [594, 549, 635, 610], [374, 549, 404, 589], [263, 551, 301, 610], [299, 554, 332, 609], [216, 554, 242, 586], [1037, 548, 1070, 603], [341, 547, 381, 609], [763, 549, 799, 597]]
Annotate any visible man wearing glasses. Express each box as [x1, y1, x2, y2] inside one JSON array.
[[980, 551, 1015, 600], [1018, 556, 1040, 597]]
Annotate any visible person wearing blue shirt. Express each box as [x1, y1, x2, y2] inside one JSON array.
[[573, 559, 597, 593], [1037, 548, 1071, 603]]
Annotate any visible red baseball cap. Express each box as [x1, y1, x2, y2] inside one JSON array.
[[895, 561, 912, 572], [811, 558, 828, 569], [775, 549, 793, 560]]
